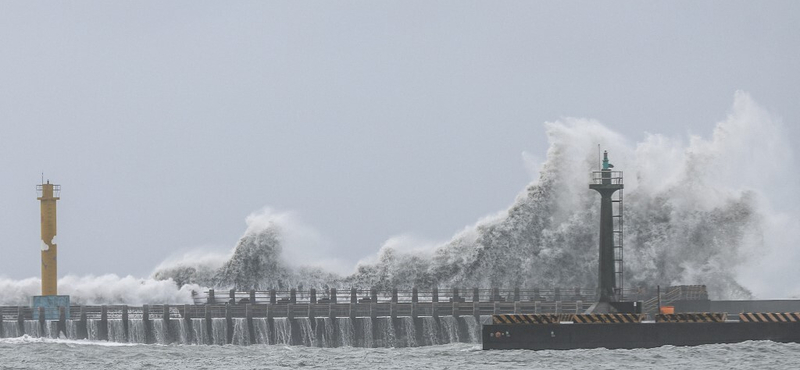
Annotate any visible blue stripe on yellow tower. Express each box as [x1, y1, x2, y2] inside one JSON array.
[[37, 181, 60, 296]]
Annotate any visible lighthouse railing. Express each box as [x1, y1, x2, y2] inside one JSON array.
[[590, 170, 623, 185]]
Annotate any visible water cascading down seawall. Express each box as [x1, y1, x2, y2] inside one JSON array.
[[0, 303, 488, 347]]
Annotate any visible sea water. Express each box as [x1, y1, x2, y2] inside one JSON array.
[[0, 338, 797, 370]]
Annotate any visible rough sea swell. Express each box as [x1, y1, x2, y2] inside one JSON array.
[[0, 92, 795, 305]]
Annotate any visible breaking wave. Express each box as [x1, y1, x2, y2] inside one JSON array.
[[0, 275, 199, 306], [1, 92, 794, 303], [151, 91, 796, 299]]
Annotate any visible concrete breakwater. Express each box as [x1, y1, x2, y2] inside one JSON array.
[[0, 306, 490, 347], [2, 287, 660, 346]]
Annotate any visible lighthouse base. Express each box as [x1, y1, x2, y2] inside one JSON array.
[[32, 295, 70, 320]]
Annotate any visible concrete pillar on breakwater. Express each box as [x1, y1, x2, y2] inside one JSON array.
[[555, 300, 562, 313], [245, 304, 255, 345], [225, 304, 233, 344], [308, 298, 316, 331], [17, 307, 24, 337], [143, 305, 152, 344], [163, 305, 171, 344], [287, 303, 300, 346], [350, 288, 357, 304], [38, 307, 46, 337], [79, 306, 88, 339], [310, 288, 317, 304], [328, 301, 339, 348], [347, 299, 359, 345], [330, 288, 337, 303], [290, 289, 297, 304], [392, 288, 398, 303], [207, 289, 215, 304], [59, 306, 67, 339], [452, 301, 460, 318], [184, 304, 192, 344], [432, 288, 439, 303], [412, 287, 418, 303], [229, 289, 236, 304], [473, 301, 480, 323], [122, 305, 129, 342], [204, 305, 212, 345], [433, 300, 441, 344], [250, 290, 256, 304], [514, 288, 520, 302], [100, 306, 109, 341], [270, 289, 277, 304], [554, 287, 561, 302], [369, 303, 377, 348], [390, 302, 397, 320], [452, 288, 459, 303], [370, 288, 377, 303], [266, 304, 275, 345], [514, 301, 520, 314], [473, 288, 480, 303]]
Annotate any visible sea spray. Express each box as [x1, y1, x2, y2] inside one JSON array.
[[0, 275, 199, 306], [0, 93, 789, 303], [149, 95, 789, 299]]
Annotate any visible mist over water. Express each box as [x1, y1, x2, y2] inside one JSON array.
[[1, 92, 796, 304]]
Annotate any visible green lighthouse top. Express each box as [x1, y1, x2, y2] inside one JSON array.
[[602, 150, 615, 170]]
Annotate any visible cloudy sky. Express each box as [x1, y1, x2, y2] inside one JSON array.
[[0, 1, 798, 279]]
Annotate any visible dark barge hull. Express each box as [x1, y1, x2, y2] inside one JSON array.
[[483, 322, 800, 350]]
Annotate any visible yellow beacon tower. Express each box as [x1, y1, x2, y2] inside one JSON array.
[[33, 180, 69, 323], [37, 180, 60, 295]]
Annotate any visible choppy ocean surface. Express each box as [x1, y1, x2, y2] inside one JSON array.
[[1, 337, 797, 370]]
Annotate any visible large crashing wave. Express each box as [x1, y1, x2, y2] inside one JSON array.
[[1, 92, 783, 304], [0, 275, 199, 306], [153, 91, 792, 299]]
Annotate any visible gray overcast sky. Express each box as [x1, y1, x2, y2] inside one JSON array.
[[0, 1, 798, 279]]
